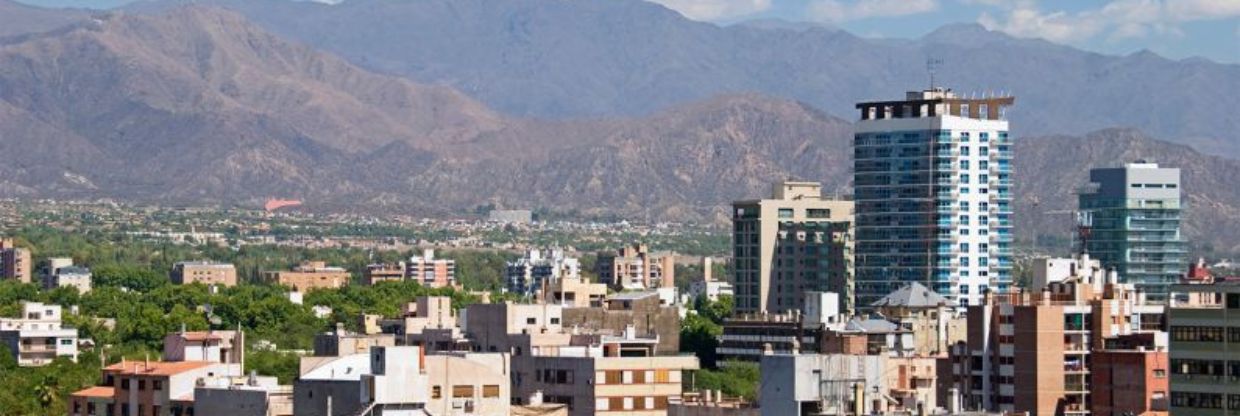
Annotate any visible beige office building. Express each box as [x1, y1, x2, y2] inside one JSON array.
[[264, 261, 349, 292], [732, 181, 854, 314], [171, 261, 238, 287]]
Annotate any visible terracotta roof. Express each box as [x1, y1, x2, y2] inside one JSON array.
[[104, 360, 214, 376], [71, 386, 115, 398], [178, 331, 225, 341]]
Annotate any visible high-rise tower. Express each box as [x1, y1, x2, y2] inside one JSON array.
[[853, 88, 1015, 307], [1078, 162, 1185, 300]]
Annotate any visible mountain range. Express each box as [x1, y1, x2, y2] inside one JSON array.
[[116, 0, 1240, 158], [0, 2, 1236, 253]]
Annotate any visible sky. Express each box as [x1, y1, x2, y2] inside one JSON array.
[[17, 0, 1240, 64]]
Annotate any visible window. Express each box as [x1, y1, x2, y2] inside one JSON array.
[[959, 216, 969, 225], [121, 379, 130, 390], [959, 243, 969, 252], [483, 385, 501, 398], [960, 160, 970, 169], [960, 132, 970, 142], [978, 258, 989, 267], [550, 318, 560, 325], [979, 147, 990, 156], [959, 201, 969, 210], [138, 380, 146, 391], [961, 147, 971, 156], [452, 385, 475, 398], [979, 161, 989, 170], [1153, 369, 1166, 378], [807, 209, 831, 219], [960, 285, 971, 295], [778, 208, 794, 219], [153, 380, 162, 391], [60, 339, 73, 345], [960, 174, 970, 184], [432, 386, 442, 399], [526, 317, 537, 325], [960, 258, 970, 267]]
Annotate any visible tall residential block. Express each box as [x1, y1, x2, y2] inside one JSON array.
[[732, 181, 854, 314], [1079, 162, 1185, 300], [1167, 283, 1240, 416], [946, 254, 1167, 416], [853, 88, 1015, 308], [506, 248, 581, 296], [0, 238, 32, 283], [596, 244, 674, 291], [405, 249, 456, 288]]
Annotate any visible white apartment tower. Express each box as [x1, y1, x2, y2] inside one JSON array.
[[853, 88, 1015, 308]]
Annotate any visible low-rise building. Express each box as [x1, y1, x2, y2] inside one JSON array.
[[376, 297, 468, 352], [193, 374, 294, 416], [512, 327, 700, 416], [870, 282, 965, 357], [69, 360, 242, 416], [45, 265, 92, 293], [540, 275, 608, 308], [562, 291, 682, 353], [294, 346, 512, 416], [163, 329, 244, 364], [171, 261, 238, 287], [312, 324, 397, 358], [759, 353, 938, 416], [0, 302, 79, 366], [597, 244, 675, 291], [363, 262, 405, 285], [264, 261, 350, 292]]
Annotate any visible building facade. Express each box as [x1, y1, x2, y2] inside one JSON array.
[[507, 249, 582, 297], [69, 361, 242, 416], [853, 88, 1015, 308], [597, 244, 674, 291], [264, 261, 350, 292], [0, 302, 79, 366], [732, 181, 854, 314], [1167, 283, 1240, 416], [0, 238, 31, 283], [1079, 162, 1186, 300], [171, 261, 238, 287], [45, 265, 92, 293], [406, 250, 456, 288], [947, 255, 1167, 416]]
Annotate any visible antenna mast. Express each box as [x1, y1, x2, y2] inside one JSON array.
[[927, 58, 944, 90]]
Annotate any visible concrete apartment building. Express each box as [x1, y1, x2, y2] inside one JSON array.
[[0, 302, 79, 366], [732, 181, 854, 315], [45, 265, 92, 293], [597, 243, 675, 291], [363, 262, 405, 285], [69, 360, 243, 416], [1167, 282, 1240, 416], [513, 328, 700, 416], [170, 260, 238, 287], [507, 248, 582, 297], [946, 253, 1167, 416], [688, 258, 733, 303], [561, 291, 683, 353], [0, 237, 31, 283], [1079, 162, 1186, 300], [759, 353, 939, 416], [294, 346, 513, 416], [372, 297, 467, 352], [193, 374, 294, 416], [264, 261, 350, 292], [853, 88, 1015, 308], [538, 275, 608, 307], [407, 249, 457, 288]]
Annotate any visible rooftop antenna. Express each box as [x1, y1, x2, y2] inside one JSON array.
[[926, 58, 944, 90]]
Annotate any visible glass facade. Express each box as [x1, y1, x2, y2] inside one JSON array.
[[853, 129, 1012, 307]]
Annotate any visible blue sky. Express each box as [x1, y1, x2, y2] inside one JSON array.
[[18, 0, 1240, 63]]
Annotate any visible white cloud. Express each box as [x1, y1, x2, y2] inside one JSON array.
[[978, 0, 1240, 44], [648, 0, 773, 21], [808, 0, 939, 23]]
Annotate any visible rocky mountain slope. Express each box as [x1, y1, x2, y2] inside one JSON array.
[[116, 0, 1240, 157], [0, 5, 1236, 252]]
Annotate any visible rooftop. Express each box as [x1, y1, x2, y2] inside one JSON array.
[[104, 360, 215, 376], [71, 386, 115, 398], [871, 282, 953, 308]]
